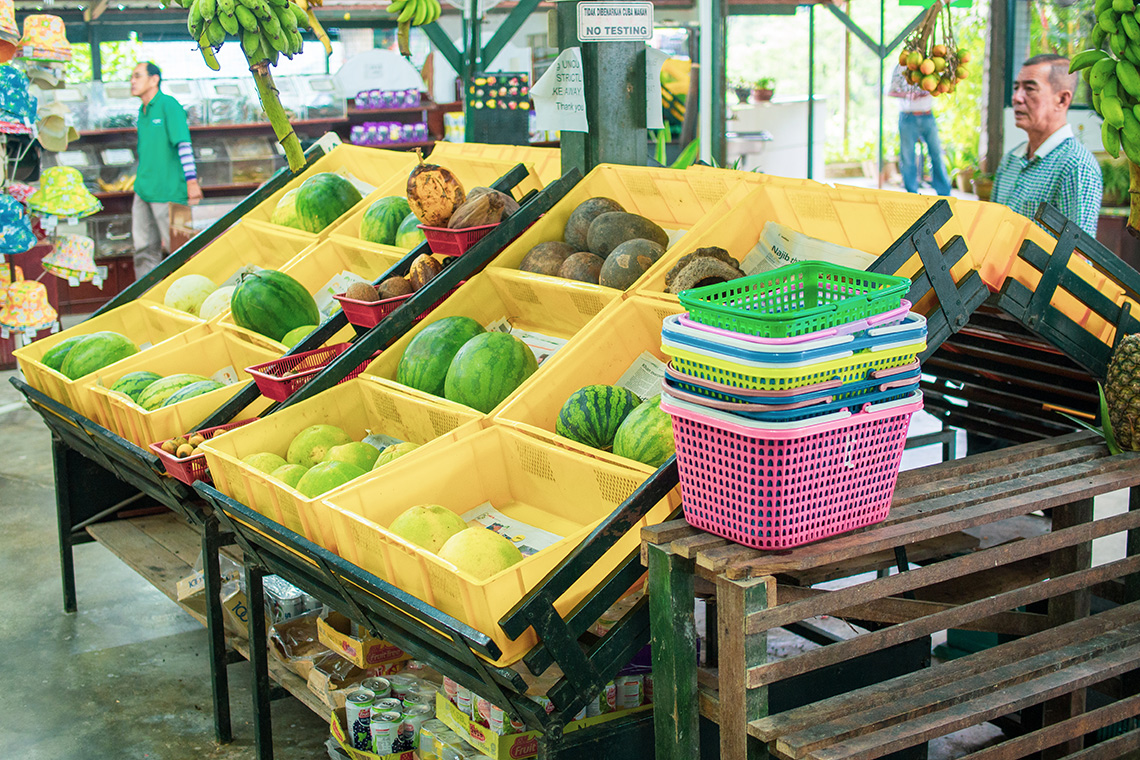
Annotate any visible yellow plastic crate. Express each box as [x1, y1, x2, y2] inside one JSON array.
[[216, 237, 403, 352], [198, 377, 482, 548], [244, 145, 421, 233], [430, 141, 564, 187], [140, 219, 315, 314], [361, 267, 621, 414], [494, 295, 684, 465], [322, 424, 679, 667], [14, 301, 203, 419], [326, 155, 544, 245], [89, 329, 279, 447]]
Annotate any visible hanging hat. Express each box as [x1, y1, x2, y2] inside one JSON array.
[[0, 195, 36, 255], [16, 15, 71, 63], [0, 264, 24, 290], [0, 0, 17, 63], [6, 182, 46, 240], [0, 279, 58, 340], [36, 100, 79, 152], [42, 234, 103, 287], [0, 63, 36, 132], [27, 166, 101, 219], [24, 60, 64, 89]]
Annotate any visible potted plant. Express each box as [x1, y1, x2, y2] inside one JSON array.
[[972, 171, 995, 202], [945, 145, 979, 194], [1102, 158, 1131, 207], [752, 77, 775, 102], [731, 78, 752, 104]]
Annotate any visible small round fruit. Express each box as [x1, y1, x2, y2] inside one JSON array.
[[346, 281, 379, 302], [936, 81, 951, 93], [176, 443, 195, 458], [932, 43, 947, 58], [189, 434, 206, 446], [932, 56, 946, 72], [921, 74, 939, 92], [919, 58, 935, 75], [173, 437, 188, 447], [378, 276, 414, 299], [958, 50, 971, 63], [906, 50, 922, 70], [898, 50, 909, 66], [908, 70, 923, 85], [956, 66, 969, 79], [161, 440, 177, 454]]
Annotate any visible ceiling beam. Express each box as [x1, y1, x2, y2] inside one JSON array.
[[84, 0, 110, 22]]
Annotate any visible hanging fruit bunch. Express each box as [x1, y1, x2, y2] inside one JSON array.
[[897, 0, 971, 98], [386, 0, 442, 57]]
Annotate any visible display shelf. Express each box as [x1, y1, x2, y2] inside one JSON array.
[[347, 105, 430, 116], [79, 117, 344, 138]]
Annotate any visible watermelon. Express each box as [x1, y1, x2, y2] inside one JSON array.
[[161, 379, 225, 407], [360, 196, 413, 246], [444, 332, 538, 413], [396, 316, 485, 396], [40, 335, 87, 372], [59, 332, 139, 381], [270, 188, 304, 230], [231, 270, 321, 342], [294, 173, 363, 234], [109, 371, 163, 402], [395, 212, 426, 249], [135, 373, 210, 411], [613, 395, 675, 467], [556, 385, 641, 450]]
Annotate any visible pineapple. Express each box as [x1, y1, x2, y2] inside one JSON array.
[[1105, 333, 1140, 450]]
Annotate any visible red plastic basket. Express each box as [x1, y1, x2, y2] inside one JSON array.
[[149, 419, 258, 486], [419, 223, 497, 257], [245, 344, 375, 402], [333, 281, 466, 329], [660, 391, 923, 550]]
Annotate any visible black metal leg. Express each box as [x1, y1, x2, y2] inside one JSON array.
[[203, 517, 233, 745], [52, 438, 77, 614], [246, 564, 273, 760]]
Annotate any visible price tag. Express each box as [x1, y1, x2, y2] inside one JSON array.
[[211, 365, 241, 385], [56, 150, 88, 167], [101, 148, 135, 166]]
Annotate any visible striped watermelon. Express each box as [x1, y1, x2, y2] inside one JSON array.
[[136, 373, 210, 411], [109, 371, 163, 402], [360, 196, 412, 245], [161, 379, 225, 407], [59, 332, 139, 380], [40, 335, 86, 372], [395, 212, 426, 248], [294, 173, 363, 233], [613, 395, 675, 467], [270, 188, 304, 230], [231, 270, 320, 342], [396, 316, 485, 396], [444, 332, 538, 413], [556, 385, 641, 450]]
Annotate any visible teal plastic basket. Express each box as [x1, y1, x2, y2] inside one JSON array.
[[678, 262, 911, 339]]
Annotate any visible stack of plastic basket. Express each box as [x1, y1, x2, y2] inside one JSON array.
[[660, 261, 926, 550]]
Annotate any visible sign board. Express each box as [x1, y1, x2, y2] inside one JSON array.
[[577, 2, 654, 42], [531, 48, 588, 132]]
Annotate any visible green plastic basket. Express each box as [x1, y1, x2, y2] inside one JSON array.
[[678, 262, 911, 338]]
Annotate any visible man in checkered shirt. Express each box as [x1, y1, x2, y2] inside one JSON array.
[[992, 53, 1101, 236]]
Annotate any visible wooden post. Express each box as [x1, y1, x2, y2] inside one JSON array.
[[981, 0, 1007, 174], [647, 543, 700, 760], [717, 574, 772, 760]]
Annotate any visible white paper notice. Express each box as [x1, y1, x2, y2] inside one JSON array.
[[461, 502, 565, 558], [615, 351, 668, 400], [531, 47, 588, 133], [645, 46, 670, 130]]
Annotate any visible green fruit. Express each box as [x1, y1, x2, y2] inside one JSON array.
[[443, 332, 538, 413], [243, 451, 288, 474], [360, 196, 413, 246], [396, 316, 486, 396], [1119, 58, 1140, 96], [556, 384, 641, 450], [395, 212, 426, 248], [1103, 96, 1126, 128], [40, 335, 87, 372], [201, 0, 217, 15], [287, 424, 353, 467], [109, 371, 163, 402], [438, 527, 523, 580], [135, 373, 211, 411], [1101, 9, 1121, 34], [219, 11, 239, 34], [276, 4, 299, 33], [1115, 0, 1134, 12], [1105, 333, 1140, 449], [1070, 49, 1111, 72], [280, 325, 316, 348], [1092, 24, 1109, 49], [612, 395, 675, 468], [261, 10, 283, 38], [230, 269, 321, 343], [235, 5, 259, 30], [295, 460, 367, 498], [1123, 12, 1140, 41], [162, 379, 225, 407], [290, 3, 310, 27], [373, 441, 420, 469], [59, 332, 139, 381], [270, 187, 304, 229], [1104, 121, 1122, 158], [388, 504, 467, 552], [326, 441, 381, 471], [207, 17, 226, 46], [164, 273, 218, 316], [252, 0, 273, 18], [271, 463, 309, 488], [198, 285, 236, 322], [294, 173, 363, 233]]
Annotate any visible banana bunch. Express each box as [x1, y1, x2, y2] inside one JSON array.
[[1073, 0, 1140, 164], [179, 0, 312, 70], [387, 0, 441, 56], [97, 175, 135, 192]]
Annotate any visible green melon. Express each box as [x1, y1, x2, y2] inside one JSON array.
[[396, 316, 486, 396], [231, 270, 321, 343], [281, 325, 316, 348], [271, 463, 309, 488], [294, 173, 363, 234], [372, 441, 420, 469], [59, 332, 139, 381], [287, 424, 353, 467], [556, 384, 641, 450], [613, 395, 675, 467], [360, 196, 413, 246], [40, 335, 87, 372], [395, 212, 426, 249], [161, 379, 225, 407], [444, 332, 538, 413], [135, 373, 210, 411], [243, 452, 289, 474], [295, 460, 367, 498], [109, 371, 163, 402], [270, 188, 304, 230]]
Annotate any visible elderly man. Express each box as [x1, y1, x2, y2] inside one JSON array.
[[992, 53, 1102, 237]]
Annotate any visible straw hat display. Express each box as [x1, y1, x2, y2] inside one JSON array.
[[36, 100, 79, 152], [0, 0, 18, 63], [0, 195, 37, 255], [16, 15, 71, 63], [41, 234, 103, 287], [27, 166, 101, 219]]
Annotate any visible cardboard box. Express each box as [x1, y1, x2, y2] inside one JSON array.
[[329, 707, 415, 760], [317, 610, 411, 670]]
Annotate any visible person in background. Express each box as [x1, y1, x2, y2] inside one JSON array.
[[888, 64, 952, 197], [992, 53, 1101, 237], [129, 61, 202, 278]]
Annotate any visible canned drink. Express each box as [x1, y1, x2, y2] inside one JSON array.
[[361, 677, 392, 700], [531, 695, 554, 715], [418, 726, 441, 760], [402, 691, 430, 712], [509, 714, 526, 732], [370, 709, 402, 756], [575, 705, 589, 721], [388, 673, 419, 701], [603, 680, 618, 712], [412, 682, 438, 703], [455, 685, 473, 716], [474, 696, 492, 727], [487, 703, 507, 735], [376, 697, 403, 714], [398, 703, 433, 750], [442, 677, 459, 704], [614, 675, 643, 709], [345, 688, 375, 751]]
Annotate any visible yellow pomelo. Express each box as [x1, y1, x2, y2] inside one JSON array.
[[388, 504, 468, 552], [438, 527, 524, 580], [242, 451, 288, 474]]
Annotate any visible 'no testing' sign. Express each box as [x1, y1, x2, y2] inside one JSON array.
[[577, 2, 654, 42]]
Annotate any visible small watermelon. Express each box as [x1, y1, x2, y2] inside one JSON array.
[[40, 335, 87, 372], [59, 332, 139, 381], [613, 395, 675, 467], [161, 379, 225, 407], [294, 173, 363, 233], [270, 188, 305, 230], [231, 270, 321, 343], [395, 212, 426, 249], [556, 385, 641, 450], [135, 373, 210, 411], [360, 196, 413, 246], [444, 332, 538, 413], [396, 316, 485, 396], [109, 371, 163, 402]]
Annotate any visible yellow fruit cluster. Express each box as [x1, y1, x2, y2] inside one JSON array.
[[898, 44, 972, 97], [161, 432, 208, 459]]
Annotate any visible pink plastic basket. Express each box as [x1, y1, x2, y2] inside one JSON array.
[[149, 419, 258, 486], [245, 344, 376, 402], [333, 281, 466, 329], [661, 390, 923, 550], [419, 223, 497, 257]]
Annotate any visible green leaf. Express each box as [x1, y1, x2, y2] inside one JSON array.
[[654, 129, 668, 166], [1099, 383, 1123, 455], [670, 138, 701, 170]]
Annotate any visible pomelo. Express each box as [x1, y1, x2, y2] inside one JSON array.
[[287, 424, 353, 467], [281, 325, 316, 348], [372, 441, 421, 469], [271, 463, 309, 488], [295, 460, 366, 498], [438, 527, 524, 580], [242, 451, 288, 474], [164, 274, 218, 316], [198, 285, 235, 321], [388, 504, 468, 552], [327, 441, 380, 471]]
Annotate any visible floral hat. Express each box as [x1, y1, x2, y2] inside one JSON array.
[[0, 263, 24, 290], [0, 63, 36, 132], [16, 15, 71, 63], [27, 166, 102, 219], [6, 182, 46, 239], [0, 279, 58, 340], [0, 0, 18, 63], [0, 195, 36, 255], [42, 234, 103, 286]]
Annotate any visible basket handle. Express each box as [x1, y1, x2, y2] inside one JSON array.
[[661, 380, 834, 412], [869, 359, 921, 380], [662, 360, 844, 397]]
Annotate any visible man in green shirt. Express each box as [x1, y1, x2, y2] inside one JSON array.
[[130, 61, 203, 277]]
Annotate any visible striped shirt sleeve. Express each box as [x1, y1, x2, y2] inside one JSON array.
[[177, 142, 197, 182]]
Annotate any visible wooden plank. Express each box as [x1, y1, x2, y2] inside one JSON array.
[[132, 512, 203, 566], [641, 520, 698, 544], [914, 555, 1050, 606], [1061, 728, 1140, 760], [87, 520, 192, 602], [696, 543, 765, 575], [671, 533, 729, 559], [769, 532, 980, 586], [717, 575, 773, 760], [647, 543, 700, 760], [750, 602, 1140, 741]]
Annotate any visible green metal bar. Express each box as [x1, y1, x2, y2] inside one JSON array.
[[884, 8, 930, 55], [807, 5, 815, 179], [710, 0, 727, 167], [202, 517, 234, 745], [423, 22, 463, 75], [824, 3, 882, 58], [481, 0, 542, 68], [647, 543, 699, 760]]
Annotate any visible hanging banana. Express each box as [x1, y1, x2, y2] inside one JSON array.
[[387, 0, 442, 57]]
